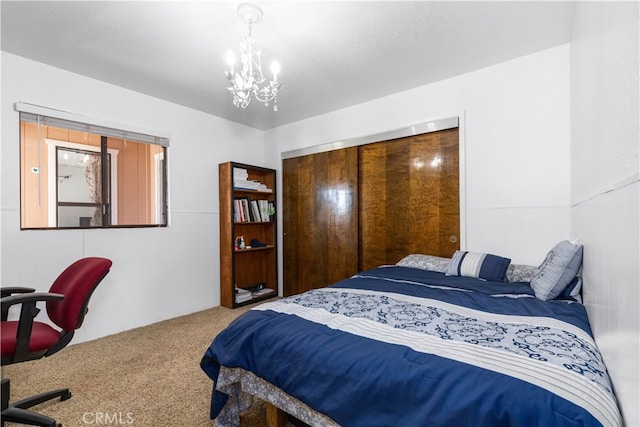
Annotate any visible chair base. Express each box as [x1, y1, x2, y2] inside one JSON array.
[[1, 379, 69, 427]]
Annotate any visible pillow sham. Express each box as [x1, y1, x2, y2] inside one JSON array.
[[506, 263, 536, 283], [396, 254, 451, 273], [556, 276, 583, 303], [530, 240, 583, 301], [445, 250, 511, 282]]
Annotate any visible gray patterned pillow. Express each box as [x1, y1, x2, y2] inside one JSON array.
[[396, 254, 451, 273], [530, 240, 584, 301], [506, 264, 536, 283]]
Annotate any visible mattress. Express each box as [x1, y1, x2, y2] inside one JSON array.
[[201, 265, 622, 427]]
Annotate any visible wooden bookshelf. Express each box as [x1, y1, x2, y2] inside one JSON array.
[[219, 161, 277, 308]]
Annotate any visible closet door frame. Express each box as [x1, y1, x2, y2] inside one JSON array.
[[280, 114, 467, 293]]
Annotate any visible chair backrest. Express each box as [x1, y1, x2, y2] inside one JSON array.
[[47, 257, 112, 332]]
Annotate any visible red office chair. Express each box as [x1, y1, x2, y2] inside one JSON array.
[[1, 257, 112, 427]]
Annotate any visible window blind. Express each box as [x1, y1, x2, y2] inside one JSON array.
[[15, 102, 170, 147]]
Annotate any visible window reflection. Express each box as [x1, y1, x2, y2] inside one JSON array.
[[56, 148, 105, 227], [20, 116, 167, 229]]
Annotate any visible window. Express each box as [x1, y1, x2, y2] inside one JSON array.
[[18, 103, 169, 229]]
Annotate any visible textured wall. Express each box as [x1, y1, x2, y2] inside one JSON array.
[[570, 2, 640, 425]]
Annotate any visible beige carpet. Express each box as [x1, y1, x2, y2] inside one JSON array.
[[2, 305, 268, 427]]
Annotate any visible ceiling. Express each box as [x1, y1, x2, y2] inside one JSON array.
[[1, 1, 576, 130]]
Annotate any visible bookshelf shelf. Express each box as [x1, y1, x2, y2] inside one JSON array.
[[234, 245, 275, 253], [219, 162, 278, 308], [233, 221, 275, 225], [233, 188, 274, 194]]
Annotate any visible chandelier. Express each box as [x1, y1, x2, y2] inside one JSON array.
[[225, 3, 282, 111]]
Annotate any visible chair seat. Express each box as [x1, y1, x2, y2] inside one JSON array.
[[1, 257, 112, 427], [0, 321, 61, 357]]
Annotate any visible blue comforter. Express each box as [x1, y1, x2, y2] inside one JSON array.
[[201, 266, 621, 427]]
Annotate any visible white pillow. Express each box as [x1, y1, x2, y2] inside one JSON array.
[[530, 241, 583, 301]]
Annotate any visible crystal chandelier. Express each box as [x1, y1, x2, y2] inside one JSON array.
[[225, 3, 282, 111]]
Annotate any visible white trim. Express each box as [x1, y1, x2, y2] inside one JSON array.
[[467, 204, 570, 210], [46, 139, 119, 226], [457, 111, 468, 250], [154, 152, 165, 224], [572, 171, 640, 207]]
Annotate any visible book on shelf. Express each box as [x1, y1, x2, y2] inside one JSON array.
[[233, 199, 241, 222], [233, 167, 249, 181], [235, 287, 252, 304], [250, 200, 261, 222], [234, 179, 273, 193], [233, 198, 248, 222], [252, 287, 275, 297], [258, 200, 269, 222], [241, 199, 250, 222], [234, 197, 274, 222], [232, 168, 272, 193]]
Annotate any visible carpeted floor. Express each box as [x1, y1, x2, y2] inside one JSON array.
[[2, 305, 267, 427]]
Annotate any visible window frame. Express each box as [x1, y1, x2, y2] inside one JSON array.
[[17, 103, 170, 230]]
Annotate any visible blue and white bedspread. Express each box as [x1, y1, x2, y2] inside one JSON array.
[[201, 266, 622, 427]]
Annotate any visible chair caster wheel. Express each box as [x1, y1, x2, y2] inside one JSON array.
[[61, 390, 71, 401]]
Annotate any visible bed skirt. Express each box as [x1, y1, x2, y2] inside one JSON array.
[[213, 366, 339, 427]]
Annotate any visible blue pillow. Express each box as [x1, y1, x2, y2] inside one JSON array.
[[446, 251, 511, 282], [556, 276, 583, 303], [530, 240, 583, 301]]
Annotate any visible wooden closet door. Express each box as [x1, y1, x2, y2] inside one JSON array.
[[359, 128, 459, 270], [282, 147, 359, 296]]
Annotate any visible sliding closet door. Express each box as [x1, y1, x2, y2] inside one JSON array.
[[359, 127, 459, 270], [282, 147, 359, 296]]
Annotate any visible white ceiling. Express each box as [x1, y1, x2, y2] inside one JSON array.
[[1, 1, 576, 130]]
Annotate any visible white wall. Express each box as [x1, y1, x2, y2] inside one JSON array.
[[0, 52, 264, 342], [266, 44, 572, 271], [570, 2, 639, 425], [4, 16, 636, 422]]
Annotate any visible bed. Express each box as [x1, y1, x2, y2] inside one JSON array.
[[201, 242, 622, 427]]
